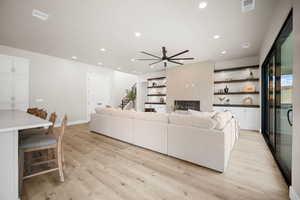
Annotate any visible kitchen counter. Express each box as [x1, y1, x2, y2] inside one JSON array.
[[0, 110, 51, 200], [0, 110, 51, 133]]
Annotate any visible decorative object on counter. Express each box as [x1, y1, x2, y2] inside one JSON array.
[[152, 82, 157, 87], [242, 84, 256, 92], [243, 97, 254, 105], [218, 96, 226, 104], [224, 85, 229, 94]]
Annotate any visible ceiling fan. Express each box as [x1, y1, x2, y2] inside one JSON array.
[[136, 47, 194, 67]]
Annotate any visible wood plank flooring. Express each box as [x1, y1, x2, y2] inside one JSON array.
[[23, 124, 289, 200]]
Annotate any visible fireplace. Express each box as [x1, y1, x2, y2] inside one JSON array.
[[174, 100, 200, 111]]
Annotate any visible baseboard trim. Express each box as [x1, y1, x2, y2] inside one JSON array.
[[290, 186, 300, 200], [54, 120, 89, 127]]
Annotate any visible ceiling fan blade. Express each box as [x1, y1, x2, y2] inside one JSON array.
[[149, 60, 163, 66], [168, 50, 189, 59], [162, 47, 167, 58], [170, 57, 194, 60], [140, 51, 161, 59], [168, 60, 184, 65], [136, 58, 161, 61]]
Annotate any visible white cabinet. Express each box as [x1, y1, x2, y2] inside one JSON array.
[[213, 106, 260, 131], [0, 55, 29, 111]]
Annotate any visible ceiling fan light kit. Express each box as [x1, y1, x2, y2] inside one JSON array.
[[136, 47, 194, 67]]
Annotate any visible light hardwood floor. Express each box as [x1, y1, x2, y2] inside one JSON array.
[[23, 124, 289, 200]]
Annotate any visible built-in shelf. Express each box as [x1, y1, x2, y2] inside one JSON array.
[[147, 85, 166, 89], [214, 78, 259, 84], [147, 94, 166, 96], [145, 102, 166, 105], [147, 77, 166, 81], [214, 65, 259, 73], [213, 104, 260, 108], [214, 91, 259, 95]]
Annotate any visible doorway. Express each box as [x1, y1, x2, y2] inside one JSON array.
[[86, 72, 111, 121], [262, 11, 293, 184]]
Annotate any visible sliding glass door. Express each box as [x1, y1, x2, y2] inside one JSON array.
[[262, 11, 293, 184]]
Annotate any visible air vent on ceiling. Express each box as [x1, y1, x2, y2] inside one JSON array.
[[241, 0, 255, 13], [32, 9, 49, 21]]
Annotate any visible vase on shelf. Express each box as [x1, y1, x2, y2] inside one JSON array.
[[224, 85, 229, 94]]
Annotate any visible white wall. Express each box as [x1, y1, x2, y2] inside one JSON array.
[[215, 56, 259, 69], [166, 62, 214, 111], [259, 0, 292, 65], [0, 45, 137, 123]]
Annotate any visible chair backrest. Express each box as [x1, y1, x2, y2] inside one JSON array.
[[36, 109, 48, 120], [57, 115, 68, 146], [48, 112, 57, 134], [27, 108, 38, 115]]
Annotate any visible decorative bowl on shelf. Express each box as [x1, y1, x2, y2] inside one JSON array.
[[242, 85, 256, 92]]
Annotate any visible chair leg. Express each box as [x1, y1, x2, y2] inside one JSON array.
[[57, 147, 64, 182], [19, 149, 24, 196], [61, 144, 65, 169]]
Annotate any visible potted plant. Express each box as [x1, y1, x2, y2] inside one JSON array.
[[126, 87, 137, 109]]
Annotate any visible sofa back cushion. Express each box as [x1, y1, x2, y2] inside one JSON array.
[[213, 111, 233, 130], [134, 112, 168, 123], [95, 107, 115, 115], [110, 109, 136, 119], [168, 113, 217, 129], [188, 109, 217, 118]]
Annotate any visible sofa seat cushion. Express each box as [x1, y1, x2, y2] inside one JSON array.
[[168, 113, 217, 129], [134, 112, 168, 123], [20, 134, 57, 149], [213, 111, 233, 130]]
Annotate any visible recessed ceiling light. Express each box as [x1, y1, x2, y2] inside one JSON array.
[[213, 35, 220, 39], [135, 32, 141, 37], [221, 50, 227, 55], [97, 62, 103, 65], [100, 48, 106, 52], [199, 1, 208, 9], [150, 65, 155, 68], [242, 42, 251, 49], [32, 9, 49, 21], [71, 56, 77, 60], [131, 58, 135, 62], [117, 67, 121, 70]]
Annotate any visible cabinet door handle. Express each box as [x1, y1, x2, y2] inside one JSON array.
[[287, 109, 293, 127]]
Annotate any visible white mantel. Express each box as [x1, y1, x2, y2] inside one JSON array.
[[0, 110, 51, 200]]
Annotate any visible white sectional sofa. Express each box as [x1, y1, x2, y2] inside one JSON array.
[[89, 107, 239, 172]]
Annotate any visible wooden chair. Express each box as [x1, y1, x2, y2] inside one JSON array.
[[27, 108, 38, 115], [19, 115, 67, 195], [36, 109, 48, 120]]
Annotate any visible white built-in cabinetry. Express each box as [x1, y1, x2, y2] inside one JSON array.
[[0, 54, 29, 111], [213, 106, 260, 131]]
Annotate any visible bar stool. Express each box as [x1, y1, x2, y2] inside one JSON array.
[[19, 115, 67, 195]]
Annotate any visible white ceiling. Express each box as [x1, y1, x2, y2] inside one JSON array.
[[0, 0, 276, 74]]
